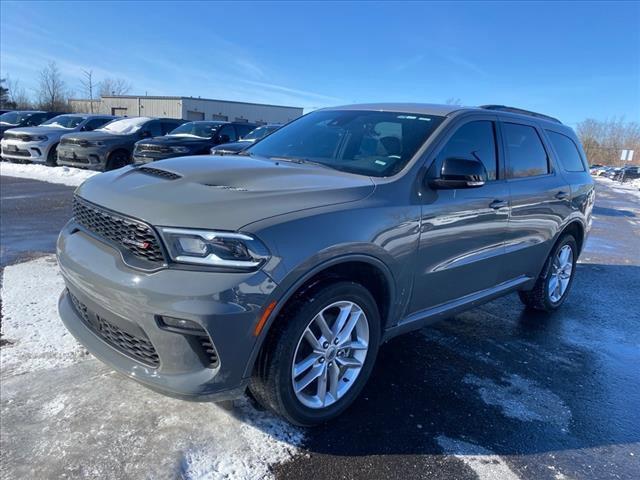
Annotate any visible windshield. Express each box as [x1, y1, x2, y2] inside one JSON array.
[[242, 125, 279, 141], [248, 110, 444, 177], [168, 121, 222, 138], [0, 111, 34, 126], [40, 115, 85, 129], [96, 117, 150, 134]]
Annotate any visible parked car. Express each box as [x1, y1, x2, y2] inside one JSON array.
[[57, 103, 594, 426], [603, 167, 622, 179], [0, 114, 116, 165], [210, 124, 281, 155], [0, 110, 66, 139], [614, 165, 640, 181], [132, 121, 256, 164], [57, 117, 185, 171]]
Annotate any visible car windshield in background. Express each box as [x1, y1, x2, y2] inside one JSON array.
[[0, 111, 33, 125], [96, 117, 150, 134], [168, 121, 222, 138], [242, 125, 278, 141], [248, 110, 444, 177], [41, 115, 86, 128]]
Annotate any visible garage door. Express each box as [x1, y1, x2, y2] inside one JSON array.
[[186, 111, 205, 121], [112, 108, 127, 116]]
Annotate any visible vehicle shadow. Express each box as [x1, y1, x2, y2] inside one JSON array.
[[232, 263, 639, 476]]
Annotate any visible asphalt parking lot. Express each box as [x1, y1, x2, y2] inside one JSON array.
[[1, 173, 638, 480]]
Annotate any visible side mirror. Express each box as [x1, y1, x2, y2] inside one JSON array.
[[427, 157, 487, 189]]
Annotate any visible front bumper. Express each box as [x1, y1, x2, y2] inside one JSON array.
[[56, 220, 277, 400], [0, 138, 52, 162], [57, 145, 108, 170]]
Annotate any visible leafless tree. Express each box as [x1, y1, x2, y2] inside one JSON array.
[[79, 69, 96, 112], [99, 77, 132, 97], [35, 62, 69, 111], [577, 118, 640, 166]]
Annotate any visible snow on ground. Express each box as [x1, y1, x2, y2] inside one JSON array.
[[594, 176, 640, 200], [0, 161, 98, 186], [0, 255, 89, 375], [0, 255, 304, 479]]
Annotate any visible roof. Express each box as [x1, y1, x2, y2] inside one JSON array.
[[94, 95, 303, 111]]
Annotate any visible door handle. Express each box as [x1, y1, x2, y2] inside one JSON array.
[[555, 191, 569, 200], [489, 199, 508, 210]]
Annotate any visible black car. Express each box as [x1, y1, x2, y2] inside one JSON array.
[[0, 110, 66, 139], [210, 124, 282, 155], [132, 121, 257, 164], [614, 165, 640, 181]]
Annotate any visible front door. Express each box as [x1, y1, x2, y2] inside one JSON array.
[[409, 116, 510, 315]]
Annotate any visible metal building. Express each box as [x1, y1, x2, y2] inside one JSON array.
[[69, 95, 303, 124]]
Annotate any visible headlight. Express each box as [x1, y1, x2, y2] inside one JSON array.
[[171, 146, 190, 153], [159, 227, 270, 269], [30, 135, 48, 141], [87, 140, 105, 147]]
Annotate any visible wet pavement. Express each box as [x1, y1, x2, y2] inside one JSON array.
[[1, 174, 638, 479], [0, 176, 74, 267]]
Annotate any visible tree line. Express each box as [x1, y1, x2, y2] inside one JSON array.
[[0, 61, 131, 112], [576, 118, 639, 166]]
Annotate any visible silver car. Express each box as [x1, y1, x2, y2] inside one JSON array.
[[0, 114, 116, 165]]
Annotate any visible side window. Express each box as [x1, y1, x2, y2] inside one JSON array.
[[237, 124, 255, 138], [437, 121, 498, 180], [26, 114, 46, 126], [144, 120, 163, 137], [218, 125, 237, 142], [161, 121, 181, 134], [546, 130, 586, 172], [84, 118, 111, 130], [503, 123, 549, 178]]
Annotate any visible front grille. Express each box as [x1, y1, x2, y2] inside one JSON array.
[[138, 166, 181, 180], [69, 292, 160, 367], [198, 336, 220, 368], [73, 196, 166, 264], [137, 144, 170, 153], [59, 155, 90, 164], [3, 132, 31, 141], [2, 147, 31, 157], [60, 137, 88, 146]]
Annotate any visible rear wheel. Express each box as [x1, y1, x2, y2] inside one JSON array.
[[106, 150, 130, 171], [249, 281, 380, 426], [518, 234, 578, 311], [45, 144, 59, 166]]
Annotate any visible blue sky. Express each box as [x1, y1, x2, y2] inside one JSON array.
[[1, 1, 638, 125]]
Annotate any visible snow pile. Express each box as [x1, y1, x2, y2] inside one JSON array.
[[0, 162, 98, 186], [0, 255, 89, 375], [594, 176, 640, 200]]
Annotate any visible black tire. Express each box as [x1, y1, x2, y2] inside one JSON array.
[[518, 234, 578, 312], [45, 144, 58, 166], [249, 281, 381, 426], [106, 150, 130, 171]]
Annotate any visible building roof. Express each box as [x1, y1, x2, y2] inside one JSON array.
[[93, 95, 303, 111]]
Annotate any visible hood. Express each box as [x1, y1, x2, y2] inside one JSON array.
[[5, 126, 77, 137], [76, 155, 375, 231], [63, 130, 136, 142], [138, 135, 211, 147], [211, 141, 251, 153]]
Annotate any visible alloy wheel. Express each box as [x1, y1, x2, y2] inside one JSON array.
[[548, 244, 574, 303]]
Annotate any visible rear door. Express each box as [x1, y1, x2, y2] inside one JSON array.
[[410, 115, 510, 314], [499, 120, 572, 282]]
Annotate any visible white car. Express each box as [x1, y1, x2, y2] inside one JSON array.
[[0, 114, 116, 165]]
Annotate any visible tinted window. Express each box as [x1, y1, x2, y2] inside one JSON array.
[[236, 124, 256, 137], [504, 123, 549, 178], [168, 121, 222, 138], [161, 120, 184, 135], [25, 113, 47, 126], [41, 115, 86, 128], [218, 125, 237, 142], [84, 118, 113, 130], [437, 121, 497, 180], [144, 120, 163, 137], [546, 130, 585, 172], [249, 110, 444, 177]]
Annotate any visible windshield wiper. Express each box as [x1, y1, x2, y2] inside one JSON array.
[[268, 156, 335, 170]]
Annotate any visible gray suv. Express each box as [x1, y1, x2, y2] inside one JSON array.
[[57, 104, 594, 425], [57, 117, 185, 171]]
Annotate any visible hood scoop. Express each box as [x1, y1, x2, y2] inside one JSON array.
[[137, 166, 182, 180]]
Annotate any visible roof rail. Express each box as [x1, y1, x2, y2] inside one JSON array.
[[479, 105, 562, 124]]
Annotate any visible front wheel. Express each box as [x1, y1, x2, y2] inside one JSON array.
[[45, 144, 59, 166], [519, 234, 578, 311], [106, 150, 130, 171], [249, 281, 380, 426]]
